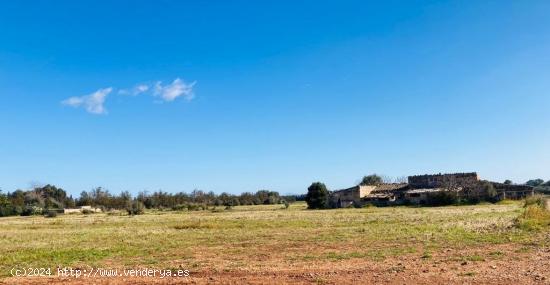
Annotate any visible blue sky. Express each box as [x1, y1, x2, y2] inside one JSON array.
[[1, 1, 549, 196]]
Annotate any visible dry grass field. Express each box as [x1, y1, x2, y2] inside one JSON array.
[[1, 201, 549, 284]]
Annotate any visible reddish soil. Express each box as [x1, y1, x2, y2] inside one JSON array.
[[3, 243, 550, 285]]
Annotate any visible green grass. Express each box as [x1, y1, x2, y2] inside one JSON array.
[[0, 201, 546, 278]]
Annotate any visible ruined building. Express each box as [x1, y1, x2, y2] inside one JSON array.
[[408, 172, 479, 189], [330, 185, 377, 208], [329, 172, 534, 207], [492, 183, 535, 200]]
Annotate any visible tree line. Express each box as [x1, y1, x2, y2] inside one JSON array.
[[0, 185, 297, 217]]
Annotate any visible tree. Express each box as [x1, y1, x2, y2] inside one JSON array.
[[0, 191, 15, 217], [503, 180, 513, 185], [305, 182, 329, 209], [526, 179, 544, 187], [482, 182, 498, 202], [0, 191, 9, 206], [238, 192, 256, 205], [360, 174, 383, 186], [66, 195, 76, 208], [9, 190, 25, 208], [78, 191, 92, 206], [255, 190, 270, 204], [126, 200, 145, 215], [543, 180, 550, 187]]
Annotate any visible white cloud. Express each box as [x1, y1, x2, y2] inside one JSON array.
[[61, 78, 196, 115], [154, 78, 195, 102], [135, 84, 149, 93], [61, 87, 112, 114], [118, 84, 150, 96]]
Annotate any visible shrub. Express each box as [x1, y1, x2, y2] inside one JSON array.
[[21, 206, 42, 216], [126, 201, 145, 215], [426, 191, 459, 206], [186, 203, 207, 211], [283, 200, 290, 209], [0, 204, 18, 217], [44, 210, 58, 218], [482, 182, 498, 202], [305, 182, 329, 209], [516, 205, 550, 231], [172, 204, 188, 211], [516, 196, 550, 231], [524, 195, 548, 209]]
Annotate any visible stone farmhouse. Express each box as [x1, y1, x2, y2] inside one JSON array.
[[329, 172, 534, 207]]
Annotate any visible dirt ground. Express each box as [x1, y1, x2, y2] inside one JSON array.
[[2, 203, 549, 284], [3, 243, 549, 285]]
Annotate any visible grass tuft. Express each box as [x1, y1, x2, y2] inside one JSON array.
[[515, 197, 550, 231]]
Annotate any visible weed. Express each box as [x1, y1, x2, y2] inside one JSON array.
[[421, 251, 432, 259]]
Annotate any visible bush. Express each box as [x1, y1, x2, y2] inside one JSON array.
[[126, 201, 145, 215], [172, 204, 188, 211], [524, 195, 548, 209], [482, 182, 498, 202], [282, 200, 290, 209], [305, 182, 329, 209], [426, 191, 459, 206], [516, 196, 550, 231], [186, 203, 207, 211], [21, 206, 42, 216], [44, 210, 58, 218], [516, 205, 550, 231], [0, 204, 18, 217]]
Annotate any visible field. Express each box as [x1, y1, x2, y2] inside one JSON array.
[[1, 201, 549, 284]]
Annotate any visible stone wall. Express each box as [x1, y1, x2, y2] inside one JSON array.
[[408, 172, 479, 189], [329, 185, 376, 207], [493, 183, 535, 200]]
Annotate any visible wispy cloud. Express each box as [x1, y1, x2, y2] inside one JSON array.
[[154, 78, 196, 102], [61, 87, 112, 115], [61, 78, 195, 114], [118, 84, 150, 96]]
